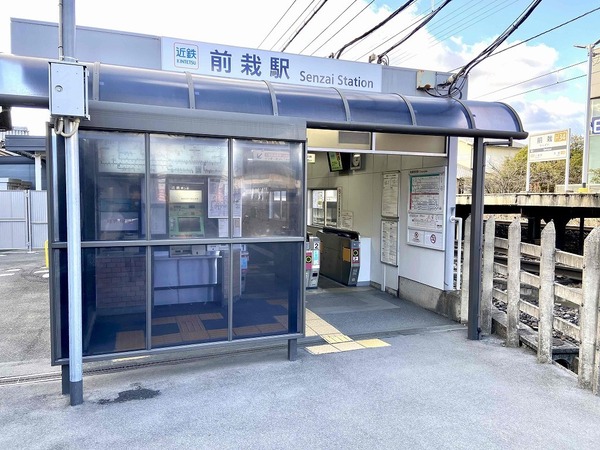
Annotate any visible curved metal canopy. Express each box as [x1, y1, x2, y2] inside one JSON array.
[[0, 54, 527, 139]]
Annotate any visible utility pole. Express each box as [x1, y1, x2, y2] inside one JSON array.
[[575, 39, 600, 191]]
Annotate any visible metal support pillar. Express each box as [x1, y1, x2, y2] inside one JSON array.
[[287, 339, 297, 361], [467, 137, 486, 340], [61, 0, 83, 406]]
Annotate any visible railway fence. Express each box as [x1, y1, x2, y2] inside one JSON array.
[[462, 215, 600, 395]]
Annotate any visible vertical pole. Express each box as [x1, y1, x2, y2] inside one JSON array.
[[459, 216, 471, 323], [537, 221, 555, 363], [467, 138, 486, 340], [578, 227, 600, 390], [581, 45, 594, 189], [480, 216, 495, 336], [61, 364, 70, 395], [288, 338, 297, 361], [34, 154, 43, 191], [506, 218, 521, 348], [61, 0, 83, 406]]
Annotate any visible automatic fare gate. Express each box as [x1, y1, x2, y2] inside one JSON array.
[[317, 227, 360, 286]]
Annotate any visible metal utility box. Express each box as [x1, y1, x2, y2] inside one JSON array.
[[48, 61, 89, 119], [305, 234, 320, 289], [317, 227, 360, 286]]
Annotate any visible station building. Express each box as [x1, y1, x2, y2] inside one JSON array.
[[1, 19, 526, 369]]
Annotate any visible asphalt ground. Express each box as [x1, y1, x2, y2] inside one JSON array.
[[2, 250, 600, 448]]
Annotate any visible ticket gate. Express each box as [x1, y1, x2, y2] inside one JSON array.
[[317, 227, 360, 286], [305, 235, 321, 289]]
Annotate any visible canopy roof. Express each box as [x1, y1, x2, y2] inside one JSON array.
[[0, 54, 527, 140]]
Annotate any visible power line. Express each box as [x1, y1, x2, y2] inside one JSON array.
[[376, 0, 455, 64], [270, 0, 320, 51], [281, 0, 330, 52], [391, 0, 521, 66], [474, 60, 586, 99], [488, 5, 600, 60], [299, 0, 359, 54], [309, 1, 375, 56], [497, 74, 585, 101], [332, 0, 418, 59], [441, 0, 544, 97], [257, 0, 299, 49]]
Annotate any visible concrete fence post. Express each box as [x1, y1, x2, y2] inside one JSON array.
[[537, 221, 555, 364], [506, 217, 521, 348], [579, 227, 600, 391], [480, 216, 495, 335], [460, 215, 471, 324]]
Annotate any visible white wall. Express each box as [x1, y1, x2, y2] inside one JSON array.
[[307, 134, 455, 293]]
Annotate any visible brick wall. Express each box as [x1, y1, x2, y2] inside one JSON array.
[[95, 254, 146, 311]]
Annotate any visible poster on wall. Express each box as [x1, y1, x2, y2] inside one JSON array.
[[340, 210, 353, 230], [407, 167, 446, 251], [382, 172, 400, 218], [380, 219, 398, 266]]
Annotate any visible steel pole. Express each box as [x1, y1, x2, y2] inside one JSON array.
[[582, 44, 593, 189], [467, 137, 486, 340], [61, 0, 83, 406]]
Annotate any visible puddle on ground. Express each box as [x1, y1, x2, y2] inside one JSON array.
[[98, 386, 160, 405]]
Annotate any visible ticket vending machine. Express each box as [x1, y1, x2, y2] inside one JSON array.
[[317, 227, 360, 286], [168, 182, 205, 238], [305, 234, 321, 289]]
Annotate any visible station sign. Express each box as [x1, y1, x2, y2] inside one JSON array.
[[161, 38, 382, 92], [592, 116, 600, 135], [528, 129, 569, 162]]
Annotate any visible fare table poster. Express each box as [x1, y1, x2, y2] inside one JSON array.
[[407, 167, 446, 251], [380, 219, 398, 266], [381, 172, 400, 218]]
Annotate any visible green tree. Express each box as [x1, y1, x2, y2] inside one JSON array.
[[485, 135, 583, 193]]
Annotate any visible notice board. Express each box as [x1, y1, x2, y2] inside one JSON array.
[[406, 167, 446, 250], [380, 219, 398, 266], [381, 172, 400, 218]]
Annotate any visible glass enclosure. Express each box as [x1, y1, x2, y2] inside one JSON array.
[[51, 130, 304, 361]]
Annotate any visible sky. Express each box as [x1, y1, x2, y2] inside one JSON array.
[[2, 0, 600, 138]]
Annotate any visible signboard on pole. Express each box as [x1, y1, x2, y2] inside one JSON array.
[[526, 129, 571, 192], [528, 130, 569, 162]]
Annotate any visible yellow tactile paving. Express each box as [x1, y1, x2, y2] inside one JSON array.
[[332, 341, 365, 352], [304, 308, 391, 355], [322, 333, 352, 344], [355, 339, 390, 348], [305, 344, 340, 355]]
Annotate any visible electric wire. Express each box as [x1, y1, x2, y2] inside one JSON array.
[[497, 74, 586, 101], [309, 1, 375, 56], [281, 0, 330, 52], [257, 0, 299, 49], [391, 0, 521, 66], [376, 0, 454, 64], [331, 0, 418, 59], [474, 60, 586, 99], [447, 4, 600, 72], [439, 0, 544, 98], [299, 0, 359, 54], [270, 0, 320, 51]]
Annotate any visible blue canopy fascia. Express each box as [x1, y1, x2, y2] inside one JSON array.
[[0, 54, 527, 140]]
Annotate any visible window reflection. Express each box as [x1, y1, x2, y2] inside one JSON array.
[[232, 242, 301, 339], [233, 140, 303, 237], [151, 245, 230, 347]]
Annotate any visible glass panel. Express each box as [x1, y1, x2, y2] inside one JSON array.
[[98, 65, 190, 108], [346, 92, 413, 125], [233, 139, 303, 237], [151, 245, 229, 348], [311, 189, 325, 227], [271, 83, 346, 122], [193, 76, 273, 115], [464, 101, 521, 132], [232, 242, 301, 340], [80, 131, 146, 242], [149, 135, 228, 239], [55, 249, 69, 361], [82, 247, 147, 356], [409, 97, 470, 129]]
